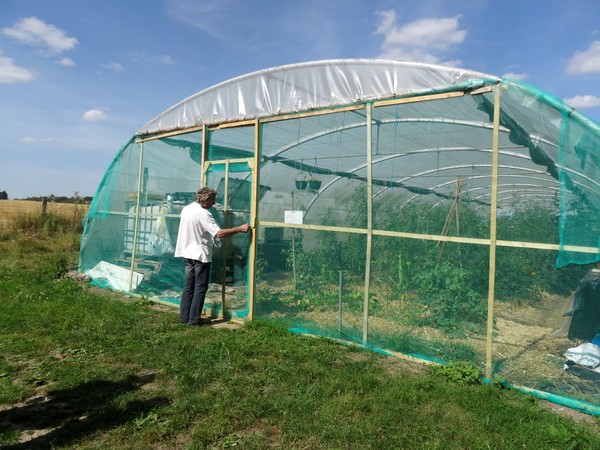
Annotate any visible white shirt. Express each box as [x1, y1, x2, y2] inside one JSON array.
[[174, 202, 221, 262]]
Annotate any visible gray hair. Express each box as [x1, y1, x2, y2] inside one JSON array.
[[195, 187, 216, 204]]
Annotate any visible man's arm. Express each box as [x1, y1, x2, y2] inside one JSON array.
[[215, 223, 251, 239]]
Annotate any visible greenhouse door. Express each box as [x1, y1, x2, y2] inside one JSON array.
[[203, 159, 254, 319]]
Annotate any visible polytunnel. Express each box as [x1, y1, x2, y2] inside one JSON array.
[[80, 59, 600, 414]]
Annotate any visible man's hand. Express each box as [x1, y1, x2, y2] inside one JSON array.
[[216, 223, 252, 239]]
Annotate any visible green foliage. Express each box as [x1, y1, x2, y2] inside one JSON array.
[[432, 361, 483, 385], [284, 227, 349, 311], [495, 206, 589, 301], [546, 423, 587, 448], [371, 330, 478, 363], [17, 193, 93, 203], [282, 187, 588, 333], [414, 260, 486, 329]]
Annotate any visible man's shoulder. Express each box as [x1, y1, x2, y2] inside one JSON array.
[[182, 202, 213, 219], [182, 202, 200, 212]]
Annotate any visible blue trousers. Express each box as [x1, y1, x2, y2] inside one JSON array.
[[180, 259, 211, 325]]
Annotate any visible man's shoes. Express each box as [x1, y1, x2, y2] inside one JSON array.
[[183, 318, 211, 327]]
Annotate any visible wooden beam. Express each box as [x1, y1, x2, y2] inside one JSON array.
[[238, 220, 600, 254], [129, 141, 144, 292], [211, 120, 256, 130], [135, 125, 203, 143], [374, 91, 465, 108], [261, 104, 365, 123], [220, 161, 230, 318], [247, 119, 261, 320], [200, 124, 207, 187], [363, 103, 373, 344], [485, 84, 501, 380]]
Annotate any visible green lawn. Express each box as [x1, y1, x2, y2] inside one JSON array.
[[1, 218, 599, 449]]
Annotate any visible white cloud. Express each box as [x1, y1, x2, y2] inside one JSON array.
[[20, 136, 54, 143], [375, 10, 467, 64], [0, 50, 37, 83], [166, 0, 227, 40], [83, 109, 107, 121], [132, 52, 175, 65], [102, 62, 124, 72], [56, 57, 75, 67], [566, 41, 600, 74], [563, 95, 600, 109], [502, 72, 528, 80], [2, 17, 78, 54]]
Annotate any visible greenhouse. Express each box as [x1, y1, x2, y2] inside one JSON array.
[[80, 59, 600, 413]]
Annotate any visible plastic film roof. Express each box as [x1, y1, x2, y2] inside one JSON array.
[[137, 59, 498, 135]]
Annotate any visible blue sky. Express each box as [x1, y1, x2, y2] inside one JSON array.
[[1, 0, 600, 199]]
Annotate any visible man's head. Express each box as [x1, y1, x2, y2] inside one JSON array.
[[196, 187, 217, 208]]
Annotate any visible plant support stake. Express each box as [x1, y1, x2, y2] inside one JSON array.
[[338, 270, 343, 333]]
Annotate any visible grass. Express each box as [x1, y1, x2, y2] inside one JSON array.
[[0, 199, 88, 230], [1, 214, 600, 448]]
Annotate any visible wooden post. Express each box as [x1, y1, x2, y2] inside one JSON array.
[[486, 84, 501, 380], [291, 191, 297, 293], [200, 124, 207, 187], [129, 142, 144, 293], [363, 103, 373, 344], [247, 119, 261, 320], [220, 161, 230, 318], [41, 197, 47, 224]]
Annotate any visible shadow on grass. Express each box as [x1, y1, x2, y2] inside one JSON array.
[[0, 373, 170, 449]]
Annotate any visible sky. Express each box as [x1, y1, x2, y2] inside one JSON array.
[[1, 0, 600, 199]]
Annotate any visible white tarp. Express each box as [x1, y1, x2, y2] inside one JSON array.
[[137, 59, 498, 135], [86, 261, 144, 292]]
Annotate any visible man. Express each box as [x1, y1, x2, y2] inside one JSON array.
[[175, 187, 251, 326]]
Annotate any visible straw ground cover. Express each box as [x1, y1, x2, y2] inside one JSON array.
[[1, 216, 600, 448]]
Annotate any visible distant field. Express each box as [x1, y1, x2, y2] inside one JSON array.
[[0, 200, 89, 229]]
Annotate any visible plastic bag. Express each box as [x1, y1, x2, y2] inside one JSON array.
[[564, 342, 600, 371]]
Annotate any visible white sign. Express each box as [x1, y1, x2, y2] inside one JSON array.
[[284, 210, 304, 224]]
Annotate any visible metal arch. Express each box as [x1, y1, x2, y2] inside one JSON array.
[[303, 144, 555, 213], [400, 174, 558, 207], [397, 169, 600, 211], [258, 113, 575, 214], [265, 115, 510, 160], [396, 174, 561, 210], [251, 109, 597, 216], [370, 146, 552, 201], [425, 184, 561, 212], [472, 193, 560, 212], [470, 188, 563, 203], [304, 163, 551, 214], [378, 163, 547, 186]]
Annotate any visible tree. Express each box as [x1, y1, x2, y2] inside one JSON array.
[[0, 191, 8, 200]]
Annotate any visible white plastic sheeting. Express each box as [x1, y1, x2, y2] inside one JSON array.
[[137, 59, 498, 135]]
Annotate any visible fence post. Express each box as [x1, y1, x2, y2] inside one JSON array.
[[338, 270, 343, 333], [41, 197, 47, 224]]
